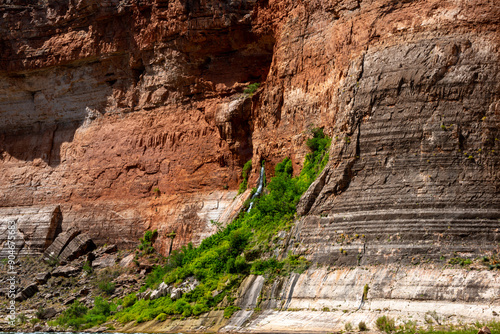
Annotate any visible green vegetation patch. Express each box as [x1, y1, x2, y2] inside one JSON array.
[[112, 128, 331, 324], [238, 160, 253, 195], [243, 83, 260, 96], [50, 298, 116, 330]]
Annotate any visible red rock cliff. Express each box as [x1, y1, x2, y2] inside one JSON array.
[[0, 0, 499, 258]]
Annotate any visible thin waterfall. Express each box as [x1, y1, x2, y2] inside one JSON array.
[[247, 165, 265, 212]]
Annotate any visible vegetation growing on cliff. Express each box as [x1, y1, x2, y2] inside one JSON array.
[[238, 160, 253, 194], [111, 128, 331, 324]]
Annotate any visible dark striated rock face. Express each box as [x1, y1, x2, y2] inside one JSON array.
[[292, 35, 500, 265]]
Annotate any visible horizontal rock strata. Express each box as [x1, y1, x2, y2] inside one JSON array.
[[0, 205, 61, 256]]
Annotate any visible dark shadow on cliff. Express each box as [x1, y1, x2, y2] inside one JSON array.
[[0, 121, 80, 167]]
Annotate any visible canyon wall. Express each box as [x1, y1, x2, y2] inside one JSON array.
[[1, 0, 499, 268], [1, 0, 499, 331]]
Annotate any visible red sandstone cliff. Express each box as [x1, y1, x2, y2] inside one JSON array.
[[0, 0, 499, 258]]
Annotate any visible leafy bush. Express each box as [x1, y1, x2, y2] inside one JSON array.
[[122, 293, 137, 308], [193, 303, 210, 316], [98, 280, 115, 295], [138, 230, 158, 254], [243, 83, 260, 96], [376, 315, 396, 333], [155, 313, 168, 322], [53, 300, 88, 329]]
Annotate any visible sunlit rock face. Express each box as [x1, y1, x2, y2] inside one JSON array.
[[0, 0, 499, 260]]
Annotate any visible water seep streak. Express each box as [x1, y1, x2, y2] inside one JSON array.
[[246, 165, 265, 213]]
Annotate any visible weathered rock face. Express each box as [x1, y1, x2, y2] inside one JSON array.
[[0, 0, 499, 264], [0, 0, 275, 250], [238, 265, 500, 332], [43, 226, 80, 261], [0, 205, 61, 256]]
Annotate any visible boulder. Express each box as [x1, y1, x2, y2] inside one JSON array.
[[35, 271, 51, 284], [92, 254, 117, 269], [15, 283, 38, 301], [59, 233, 96, 262], [138, 261, 153, 274], [100, 244, 117, 254], [170, 288, 182, 301], [119, 253, 135, 267], [43, 226, 80, 262], [63, 296, 77, 305], [150, 282, 171, 300], [478, 327, 491, 334], [37, 307, 58, 320], [78, 287, 90, 296], [137, 289, 152, 300], [52, 265, 80, 277]]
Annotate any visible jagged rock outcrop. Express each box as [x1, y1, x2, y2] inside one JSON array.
[[51, 265, 80, 277], [43, 226, 80, 261], [0, 206, 61, 256], [59, 233, 96, 262]]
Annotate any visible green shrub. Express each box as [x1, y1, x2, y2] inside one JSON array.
[[98, 280, 115, 295], [123, 293, 137, 308], [243, 83, 260, 96], [224, 305, 241, 318], [137, 229, 158, 254], [193, 303, 210, 316], [54, 300, 88, 329], [155, 313, 168, 322], [448, 257, 472, 267], [83, 261, 93, 274], [238, 160, 253, 194], [376, 315, 396, 333]]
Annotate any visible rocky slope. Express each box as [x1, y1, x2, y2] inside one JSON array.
[[0, 0, 499, 332]]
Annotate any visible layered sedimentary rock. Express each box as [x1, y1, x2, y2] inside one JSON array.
[[0, 0, 498, 280], [0, 0, 274, 250], [0, 205, 61, 256]]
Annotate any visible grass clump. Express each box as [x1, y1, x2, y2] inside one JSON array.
[[224, 305, 241, 318], [448, 257, 472, 267], [376, 315, 396, 333], [345, 322, 353, 331]]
